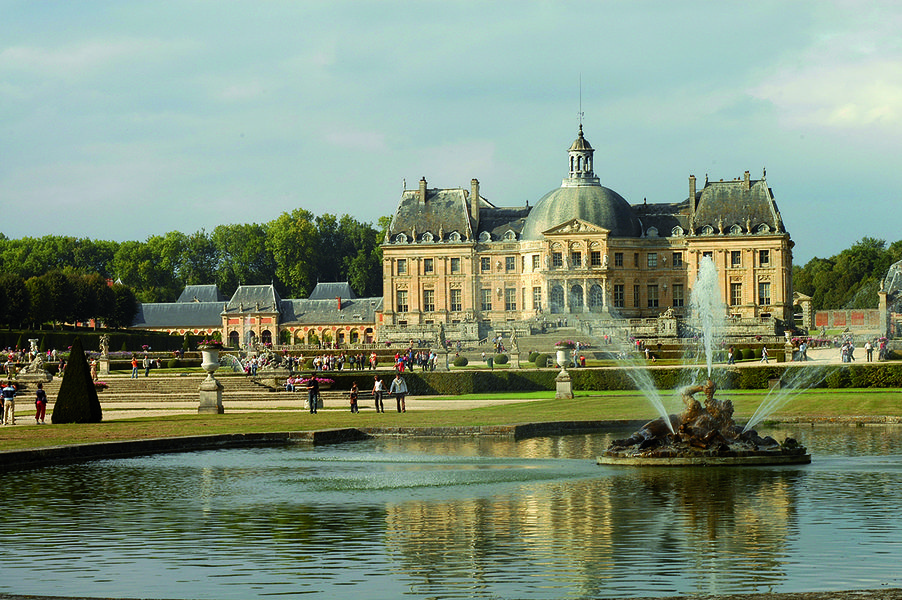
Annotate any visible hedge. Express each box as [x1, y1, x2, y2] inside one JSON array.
[[299, 362, 902, 394], [493, 354, 509, 365]]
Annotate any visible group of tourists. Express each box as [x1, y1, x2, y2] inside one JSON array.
[[393, 349, 436, 372], [301, 373, 408, 415], [308, 352, 378, 371], [1, 381, 48, 425]]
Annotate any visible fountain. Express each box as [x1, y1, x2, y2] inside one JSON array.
[[598, 256, 810, 466]]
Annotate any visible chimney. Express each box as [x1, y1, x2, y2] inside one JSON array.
[[470, 178, 480, 230], [689, 175, 697, 226], [337, 296, 342, 311], [743, 170, 750, 190], [418, 177, 427, 203]]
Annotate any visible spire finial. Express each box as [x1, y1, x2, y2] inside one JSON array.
[[578, 73, 584, 127]]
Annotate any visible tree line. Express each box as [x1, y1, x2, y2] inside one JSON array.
[[793, 237, 902, 311], [0, 211, 390, 312]]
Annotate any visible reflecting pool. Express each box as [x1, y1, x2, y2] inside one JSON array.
[[2, 424, 902, 599]]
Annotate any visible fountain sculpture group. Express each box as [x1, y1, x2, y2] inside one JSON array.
[[598, 257, 810, 466]]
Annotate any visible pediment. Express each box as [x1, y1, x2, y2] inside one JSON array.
[[542, 218, 610, 236]]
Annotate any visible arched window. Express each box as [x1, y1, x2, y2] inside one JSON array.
[[570, 284, 584, 311], [228, 331, 240, 348], [672, 226, 684, 236], [261, 330, 272, 346], [503, 230, 517, 241], [479, 231, 492, 242], [589, 284, 604, 311], [394, 233, 408, 244], [729, 224, 742, 235], [701, 225, 715, 235], [449, 231, 461, 242], [550, 285, 564, 314]]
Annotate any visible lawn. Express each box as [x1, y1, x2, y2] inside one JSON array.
[[1, 388, 899, 452]]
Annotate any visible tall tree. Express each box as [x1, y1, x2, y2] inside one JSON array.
[[211, 223, 275, 295], [265, 208, 319, 297]]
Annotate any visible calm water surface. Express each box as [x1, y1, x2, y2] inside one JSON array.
[[2, 424, 901, 599]]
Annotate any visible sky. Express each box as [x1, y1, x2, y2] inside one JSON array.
[[2, 0, 900, 265]]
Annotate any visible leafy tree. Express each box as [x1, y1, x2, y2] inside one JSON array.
[[51, 336, 102, 424], [211, 223, 275, 296], [265, 208, 319, 297], [105, 283, 139, 329], [0, 273, 29, 328]]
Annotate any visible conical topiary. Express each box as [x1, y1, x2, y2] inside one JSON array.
[[51, 336, 103, 424]]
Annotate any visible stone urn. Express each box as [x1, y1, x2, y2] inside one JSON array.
[[197, 346, 224, 414], [555, 348, 572, 369], [199, 348, 220, 376]]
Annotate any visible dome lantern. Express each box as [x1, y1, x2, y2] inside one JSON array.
[[566, 124, 599, 185]]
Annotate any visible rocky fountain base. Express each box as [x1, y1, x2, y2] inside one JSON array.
[[598, 380, 810, 467]]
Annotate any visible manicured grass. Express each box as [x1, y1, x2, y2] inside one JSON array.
[[1, 388, 900, 453]]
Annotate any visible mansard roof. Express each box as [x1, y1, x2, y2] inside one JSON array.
[[225, 285, 281, 313], [176, 284, 226, 303], [691, 174, 785, 234], [388, 186, 475, 243], [131, 301, 223, 329], [280, 297, 383, 325], [308, 281, 357, 300]]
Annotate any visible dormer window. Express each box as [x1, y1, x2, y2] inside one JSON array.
[[757, 224, 771, 234], [421, 232, 434, 243], [646, 227, 658, 237], [448, 231, 461, 242], [701, 225, 715, 235], [479, 231, 492, 243], [729, 224, 742, 235], [503, 230, 517, 241], [394, 233, 408, 244], [671, 226, 684, 237]]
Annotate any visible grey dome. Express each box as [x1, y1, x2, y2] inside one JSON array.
[[521, 184, 642, 240]]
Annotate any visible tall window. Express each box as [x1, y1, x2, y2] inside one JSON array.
[[396, 290, 408, 312], [634, 253, 640, 267], [504, 288, 516, 311], [532, 287, 542, 310], [730, 282, 742, 306], [450, 289, 462, 312], [613, 284, 625, 308], [731, 251, 741, 268], [614, 252, 624, 267], [647, 253, 658, 268], [552, 252, 563, 268], [505, 256, 516, 272], [672, 252, 683, 267], [672, 283, 684, 307], [397, 259, 407, 275], [532, 255, 540, 270], [590, 251, 602, 267], [758, 281, 771, 305], [450, 257, 461, 273], [647, 284, 659, 308], [570, 252, 582, 267], [481, 288, 492, 311], [759, 249, 771, 267], [423, 289, 435, 312], [633, 284, 641, 307], [481, 257, 490, 272], [424, 258, 434, 274]]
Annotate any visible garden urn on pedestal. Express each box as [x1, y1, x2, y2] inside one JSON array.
[[198, 344, 224, 414]]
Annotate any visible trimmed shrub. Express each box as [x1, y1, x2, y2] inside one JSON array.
[[532, 353, 550, 368], [167, 358, 182, 369], [493, 354, 509, 365], [528, 351, 540, 363], [453, 356, 469, 367], [51, 336, 102, 424]]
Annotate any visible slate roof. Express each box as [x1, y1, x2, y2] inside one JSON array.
[[280, 297, 383, 325], [176, 284, 226, 303], [691, 177, 784, 234], [308, 281, 357, 300], [388, 188, 475, 243], [478, 206, 531, 240], [132, 302, 223, 329], [224, 285, 282, 314], [521, 183, 642, 240], [633, 200, 689, 237]]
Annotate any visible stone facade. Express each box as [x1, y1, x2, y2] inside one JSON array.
[[380, 126, 794, 342]]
